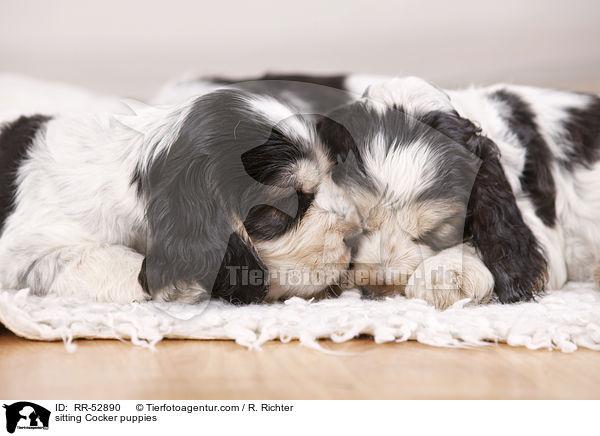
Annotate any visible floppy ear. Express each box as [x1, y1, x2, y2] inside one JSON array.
[[422, 111, 547, 303], [210, 231, 269, 304], [316, 115, 356, 161], [316, 113, 373, 189], [137, 91, 274, 304], [137, 155, 269, 304], [465, 131, 547, 302]]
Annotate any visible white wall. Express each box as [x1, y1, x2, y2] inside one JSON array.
[[1, 0, 598, 98]]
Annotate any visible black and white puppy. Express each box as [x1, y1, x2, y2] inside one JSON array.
[[0, 81, 360, 304], [319, 76, 600, 308]]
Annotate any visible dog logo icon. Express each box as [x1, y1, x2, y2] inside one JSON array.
[[2, 402, 50, 433]]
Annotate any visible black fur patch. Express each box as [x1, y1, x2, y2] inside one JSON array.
[[138, 258, 149, 293], [260, 73, 347, 90], [240, 125, 310, 188], [492, 89, 557, 227], [209, 72, 348, 91], [561, 94, 600, 169], [0, 115, 51, 233], [317, 109, 370, 188], [210, 232, 269, 304], [244, 191, 314, 241]]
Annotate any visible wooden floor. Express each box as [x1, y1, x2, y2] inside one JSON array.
[[1, 326, 599, 399]]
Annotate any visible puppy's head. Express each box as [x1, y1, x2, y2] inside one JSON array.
[[319, 77, 547, 302], [137, 89, 359, 304]]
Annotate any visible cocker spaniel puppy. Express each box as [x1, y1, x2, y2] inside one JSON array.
[[0, 80, 360, 304], [318, 76, 600, 308]]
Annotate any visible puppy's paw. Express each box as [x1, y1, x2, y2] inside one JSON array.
[[48, 245, 151, 304], [405, 246, 494, 309]]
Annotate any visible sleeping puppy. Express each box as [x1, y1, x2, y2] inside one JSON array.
[[319, 76, 600, 308], [0, 83, 359, 304]]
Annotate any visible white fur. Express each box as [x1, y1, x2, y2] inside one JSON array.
[[405, 244, 495, 309], [361, 131, 441, 206], [247, 94, 313, 142], [366, 76, 454, 114], [449, 83, 600, 286], [0, 111, 151, 302], [343, 73, 397, 97]]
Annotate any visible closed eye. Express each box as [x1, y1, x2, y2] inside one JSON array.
[[416, 214, 465, 250]]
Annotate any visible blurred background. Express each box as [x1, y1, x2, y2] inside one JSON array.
[[0, 0, 598, 99]]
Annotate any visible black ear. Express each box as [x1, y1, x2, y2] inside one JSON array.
[[137, 157, 269, 304], [316, 114, 356, 162], [465, 132, 547, 302], [136, 90, 276, 304], [316, 113, 372, 188], [210, 232, 269, 304], [422, 111, 548, 303]]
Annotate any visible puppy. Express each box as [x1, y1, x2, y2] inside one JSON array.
[[0, 81, 359, 304], [318, 76, 600, 308]]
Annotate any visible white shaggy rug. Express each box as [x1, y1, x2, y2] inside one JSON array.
[[1, 282, 600, 353]]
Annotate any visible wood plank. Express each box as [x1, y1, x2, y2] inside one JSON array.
[[1, 327, 598, 399]]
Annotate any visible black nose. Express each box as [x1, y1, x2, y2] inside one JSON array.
[[343, 232, 362, 256]]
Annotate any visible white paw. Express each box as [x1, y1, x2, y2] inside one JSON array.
[[405, 246, 494, 309], [48, 245, 151, 304]]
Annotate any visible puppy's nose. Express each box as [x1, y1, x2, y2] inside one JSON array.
[[343, 232, 362, 256]]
